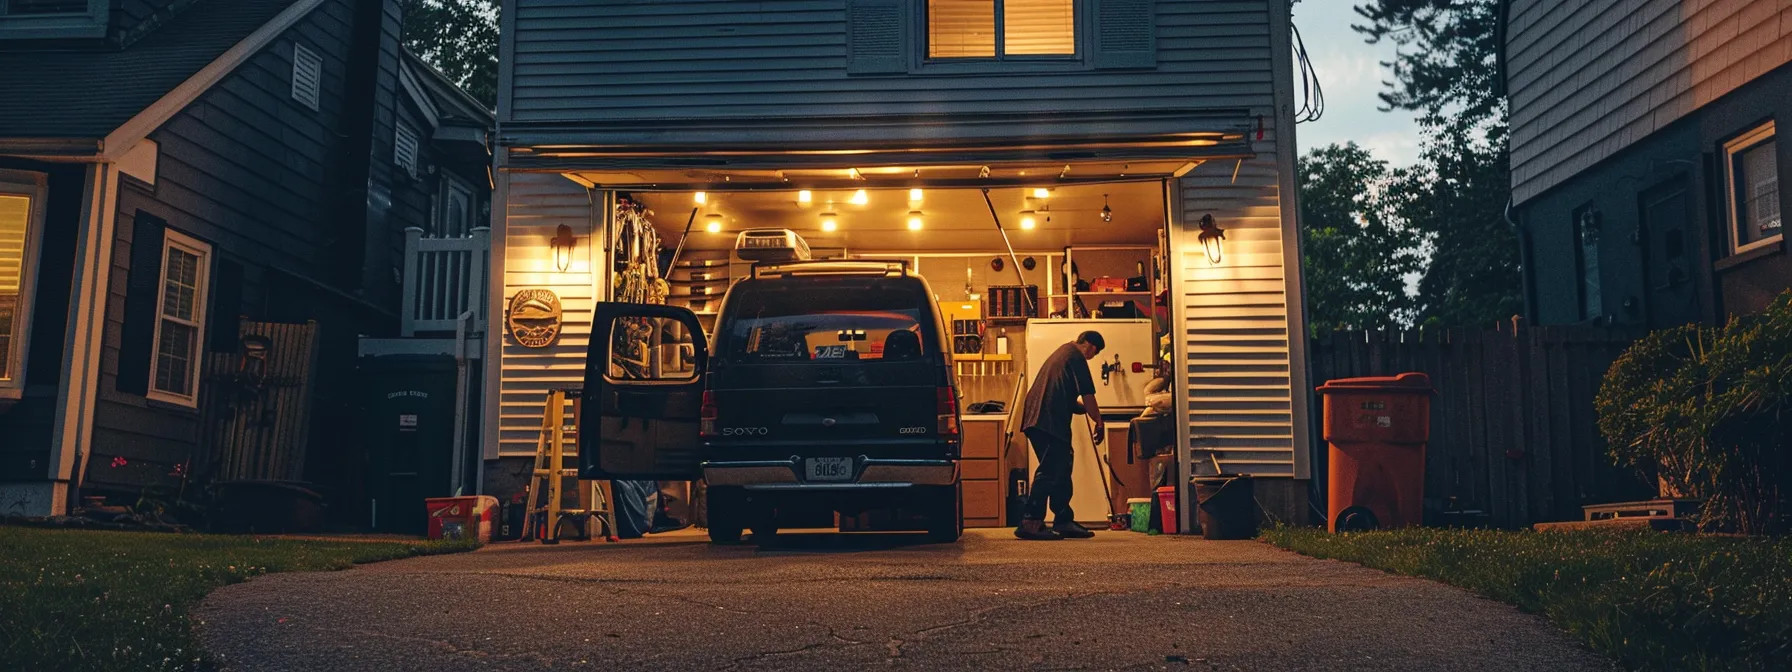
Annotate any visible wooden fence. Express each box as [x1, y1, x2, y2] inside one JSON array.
[[1309, 321, 1655, 529]]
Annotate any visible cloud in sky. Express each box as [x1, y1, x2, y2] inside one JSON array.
[[1290, 1, 1422, 167]]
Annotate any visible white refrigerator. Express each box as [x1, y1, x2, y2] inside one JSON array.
[[1021, 319, 1155, 523]]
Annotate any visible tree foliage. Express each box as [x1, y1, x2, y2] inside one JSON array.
[[401, 0, 499, 111], [1345, 0, 1522, 328], [1298, 143, 1419, 333]]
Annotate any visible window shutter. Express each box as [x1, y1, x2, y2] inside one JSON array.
[[291, 43, 322, 110], [207, 258, 243, 353], [116, 212, 166, 396], [846, 0, 909, 75], [1091, 0, 1156, 70]]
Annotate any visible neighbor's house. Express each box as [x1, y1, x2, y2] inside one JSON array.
[[0, 0, 492, 518], [1505, 0, 1789, 329], [486, 0, 1316, 529]]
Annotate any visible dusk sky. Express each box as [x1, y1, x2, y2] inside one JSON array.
[[1289, 0, 1423, 166]]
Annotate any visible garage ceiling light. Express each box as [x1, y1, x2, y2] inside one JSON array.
[[1019, 210, 1037, 230], [909, 188, 924, 203], [907, 210, 924, 230], [705, 213, 723, 233], [1032, 188, 1050, 199], [850, 189, 869, 206], [820, 211, 839, 232], [797, 190, 812, 206], [694, 191, 707, 205]]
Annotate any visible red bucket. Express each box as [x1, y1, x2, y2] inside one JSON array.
[[1156, 486, 1179, 535]]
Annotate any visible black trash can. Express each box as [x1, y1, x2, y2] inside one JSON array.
[[1193, 475, 1258, 540]]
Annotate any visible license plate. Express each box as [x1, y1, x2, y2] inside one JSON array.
[[804, 457, 854, 482]]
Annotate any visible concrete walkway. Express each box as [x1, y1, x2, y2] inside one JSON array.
[[196, 529, 1610, 671]]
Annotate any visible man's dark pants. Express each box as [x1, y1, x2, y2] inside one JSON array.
[[1022, 428, 1075, 523]]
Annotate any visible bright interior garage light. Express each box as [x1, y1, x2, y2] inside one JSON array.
[[694, 191, 707, 205], [705, 213, 723, 233], [797, 190, 812, 205], [820, 212, 838, 232], [907, 211, 923, 230], [1032, 188, 1050, 199], [1019, 210, 1037, 230], [850, 189, 869, 205], [909, 188, 924, 203]]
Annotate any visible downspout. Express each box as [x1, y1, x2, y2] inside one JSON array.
[[1506, 199, 1536, 322], [451, 309, 474, 495]]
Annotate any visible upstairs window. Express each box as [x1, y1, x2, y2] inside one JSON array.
[[0, 0, 104, 39], [928, 0, 1075, 59], [1725, 122, 1781, 254]]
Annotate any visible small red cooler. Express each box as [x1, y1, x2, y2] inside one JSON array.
[[424, 496, 497, 543], [1155, 486, 1180, 535]]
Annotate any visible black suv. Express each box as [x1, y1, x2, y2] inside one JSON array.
[[582, 261, 964, 543]]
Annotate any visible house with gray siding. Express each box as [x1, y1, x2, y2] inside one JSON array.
[[487, 0, 1314, 532], [1505, 0, 1790, 328], [0, 0, 492, 521]]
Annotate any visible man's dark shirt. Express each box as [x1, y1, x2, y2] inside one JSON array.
[[1021, 342, 1097, 441]]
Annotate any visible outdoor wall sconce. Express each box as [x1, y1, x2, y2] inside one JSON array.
[[1101, 194, 1113, 222], [1197, 214, 1226, 264], [551, 223, 577, 272]]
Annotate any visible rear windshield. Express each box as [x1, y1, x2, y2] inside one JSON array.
[[717, 277, 938, 363]]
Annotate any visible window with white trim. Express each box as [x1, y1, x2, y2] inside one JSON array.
[[291, 43, 323, 111], [928, 0, 1076, 59], [1725, 122, 1781, 254], [0, 170, 47, 398], [148, 230, 210, 406], [0, 0, 104, 39]]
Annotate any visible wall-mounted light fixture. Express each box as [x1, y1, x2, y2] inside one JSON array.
[[907, 210, 924, 230], [1197, 214, 1226, 264], [551, 223, 577, 272], [820, 211, 839, 232], [1101, 194, 1113, 223], [705, 213, 724, 234]]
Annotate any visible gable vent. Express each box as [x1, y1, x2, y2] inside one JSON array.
[[394, 123, 419, 176], [291, 43, 322, 111], [1092, 0, 1156, 69], [846, 0, 908, 75], [4, 0, 89, 15]]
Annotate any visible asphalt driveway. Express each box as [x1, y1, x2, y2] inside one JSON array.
[[196, 529, 1610, 671]]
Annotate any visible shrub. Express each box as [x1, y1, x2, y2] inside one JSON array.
[[1595, 291, 1792, 535]]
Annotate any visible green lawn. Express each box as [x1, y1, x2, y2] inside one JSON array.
[[1262, 526, 1792, 671], [0, 526, 473, 671]]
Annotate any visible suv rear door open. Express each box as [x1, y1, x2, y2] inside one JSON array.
[[581, 302, 708, 480]]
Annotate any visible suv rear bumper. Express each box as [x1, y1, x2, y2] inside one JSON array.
[[704, 458, 957, 490]]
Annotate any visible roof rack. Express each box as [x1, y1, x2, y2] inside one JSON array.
[[750, 259, 910, 279]]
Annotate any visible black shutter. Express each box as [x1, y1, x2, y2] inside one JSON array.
[[207, 258, 244, 353], [846, 0, 909, 75], [1091, 0, 1157, 70], [116, 212, 166, 396]]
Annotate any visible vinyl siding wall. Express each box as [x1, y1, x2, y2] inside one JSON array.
[[88, 0, 406, 492], [1508, 0, 1792, 204], [505, 0, 1274, 125], [0, 161, 85, 489]]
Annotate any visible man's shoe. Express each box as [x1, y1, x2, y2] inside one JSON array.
[[1013, 520, 1063, 541], [1052, 520, 1096, 539]]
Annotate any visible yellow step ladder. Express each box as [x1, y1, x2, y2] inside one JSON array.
[[521, 388, 617, 544]]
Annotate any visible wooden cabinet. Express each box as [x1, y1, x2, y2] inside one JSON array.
[[960, 416, 1007, 527]]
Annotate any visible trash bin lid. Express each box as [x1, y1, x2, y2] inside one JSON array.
[[1315, 372, 1432, 393]]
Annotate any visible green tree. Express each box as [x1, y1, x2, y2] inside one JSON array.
[[401, 0, 499, 111], [1299, 142, 1420, 333], [1354, 0, 1522, 327]]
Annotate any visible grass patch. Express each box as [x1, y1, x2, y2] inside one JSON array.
[[0, 526, 474, 671], [1262, 526, 1792, 671]]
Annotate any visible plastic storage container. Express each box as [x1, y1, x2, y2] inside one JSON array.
[[1316, 372, 1433, 532], [1127, 498, 1152, 533], [424, 496, 497, 543]]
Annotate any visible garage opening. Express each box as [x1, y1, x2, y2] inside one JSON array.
[[587, 172, 1183, 535]]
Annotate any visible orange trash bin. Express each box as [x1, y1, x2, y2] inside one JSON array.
[[1317, 373, 1432, 532]]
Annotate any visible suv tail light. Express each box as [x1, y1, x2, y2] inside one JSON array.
[[936, 386, 960, 441], [700, 390, 717, 438]]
